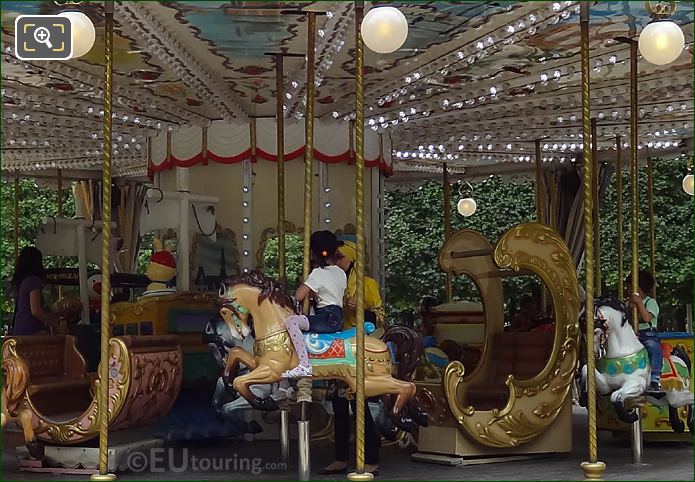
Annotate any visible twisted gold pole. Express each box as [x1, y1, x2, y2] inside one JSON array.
[[535, 139, 548, 315], [57, 168, 64, 298], [579, 3, 605, 479], [347, 3, 371, 481], [591, 118, 602, 297], [616, 136, 624, 297], [535, 139, 545, 224], [91, 2, 116, 481], [443, 163, 452, 302], [13, 174, 19, 261], [302, 12, 317, 314], [276, 54, 286, 284], [647, 155, 656, 298], [630, 38, 640, 333]]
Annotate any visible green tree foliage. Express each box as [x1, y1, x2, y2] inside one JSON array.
[[384, 176, 539, 323], [1, 178, 76, 315], [384, 161, 693, 328], [598, 157, 693, 330], [263, 234, 304, 293]]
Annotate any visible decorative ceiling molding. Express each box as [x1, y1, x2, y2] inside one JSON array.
[[284, 2, 354, 119], [329, 2, 579, 118], [115, 2, 248, 122], [0, 39, 211, 128]]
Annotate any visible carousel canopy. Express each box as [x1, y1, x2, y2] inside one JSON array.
[[1, 1, 693, 180]]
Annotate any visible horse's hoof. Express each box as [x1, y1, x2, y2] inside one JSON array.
[[26, 441, 44, 460], [668, 406, 685, 433], [251, 396, 279, 412], [412, 410, 428, 428], [383, 426, 399, 442], [246, 420, 264, 434], [390, 414, 416, 433], [578, 392, 588, 408]]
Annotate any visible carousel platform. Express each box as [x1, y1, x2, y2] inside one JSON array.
[[3, 407, 692, 480]]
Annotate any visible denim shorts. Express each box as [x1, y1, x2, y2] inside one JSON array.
[[308, 304, 344, 333]]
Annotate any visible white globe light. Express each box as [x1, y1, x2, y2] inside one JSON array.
[[457, 198, 477, 217], [683, 174, 694, 196], [361, 6, 408, 54], [59, 11, 96, 59], [638, 20, 685, 65]]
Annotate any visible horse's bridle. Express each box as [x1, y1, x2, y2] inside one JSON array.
[[221, 298, 250, 335], [589, 298, 631, 357]]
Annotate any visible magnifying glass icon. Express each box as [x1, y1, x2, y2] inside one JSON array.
[[33, 27, 53, 49]]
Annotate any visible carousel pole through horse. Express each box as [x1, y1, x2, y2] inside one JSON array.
[[350, 1, 369, 479], [578, 3, 606, 479], [91, 1, 116, 480], [298, 10, 318, 480], [628, 31, 645, 465]]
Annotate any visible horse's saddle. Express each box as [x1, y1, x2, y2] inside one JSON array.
[[305, 322, 376, 362]]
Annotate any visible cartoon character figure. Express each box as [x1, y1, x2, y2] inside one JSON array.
[[87, 273, 102, 314], [145, 239, 177, 293]]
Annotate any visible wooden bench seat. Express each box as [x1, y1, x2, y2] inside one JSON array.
[[466, 331, 554, 410], [7, 335, 94, 416]]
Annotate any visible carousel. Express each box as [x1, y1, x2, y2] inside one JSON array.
[[1, 1, 693, 481]]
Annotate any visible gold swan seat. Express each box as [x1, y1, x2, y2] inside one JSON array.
[[2, 334, 182, 445], [415, 222, 579, 456]]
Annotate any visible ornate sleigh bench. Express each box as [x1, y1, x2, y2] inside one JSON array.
[[2, 334, 182, 445]]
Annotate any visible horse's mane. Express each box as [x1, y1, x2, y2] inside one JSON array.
[[225, 271, 296, 313], [595, 298, 632, 327], [2, 356, 30, 416]]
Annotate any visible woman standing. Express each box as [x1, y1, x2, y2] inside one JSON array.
[[318, 240, 383, 476], [10, 247, 64, 335]]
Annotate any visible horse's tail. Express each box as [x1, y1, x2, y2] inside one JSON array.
[[672, 344, 691, 374], [382, 324, 423, 380]]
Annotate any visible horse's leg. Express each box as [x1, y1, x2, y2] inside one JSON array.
[[668, 405, 685, 433], [224, 347, 258, 378], [364, 377, 418, 433], [18, 410, 43, 459], [594, 370, 612, 395], [610, 376, 646, 403], [233, 364, 282, 411]]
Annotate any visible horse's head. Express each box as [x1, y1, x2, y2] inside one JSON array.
[[218, 271, 296, 340], [218, 280, 253, 340]]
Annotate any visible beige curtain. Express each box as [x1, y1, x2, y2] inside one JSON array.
[[73, 180, 147, 273]]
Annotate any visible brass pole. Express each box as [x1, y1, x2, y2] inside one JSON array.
[[591, 118, 602, 297], [57, 169, 63, 215], [647, 155, 656, 298], [579, 3, 606, 479], [347, 2, 371, 481], [443, 163, 452, 302], [302, 12, 317, 314], [630, 38, 640, 333], [276, 54, 286, 283], [13, 174, 20, 261], [91, 1, 116, 481], [616, 136, 624, 297], [57, 168, 64, 298], [534, 139, 545, 224], [535, 139, 548, 315]]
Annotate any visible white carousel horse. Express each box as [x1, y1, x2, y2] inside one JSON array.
[[581, 300, 694, 431]]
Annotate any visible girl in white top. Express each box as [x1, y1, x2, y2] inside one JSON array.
[[283, 230, 346, 377]]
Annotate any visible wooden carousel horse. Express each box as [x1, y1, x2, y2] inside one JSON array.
[[218, 271, 427, 432], [1, 355, 44, 459], [581, 299, 694, 432]]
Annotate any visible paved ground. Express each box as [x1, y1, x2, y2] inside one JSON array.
[[3, 407, 693, 480]]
